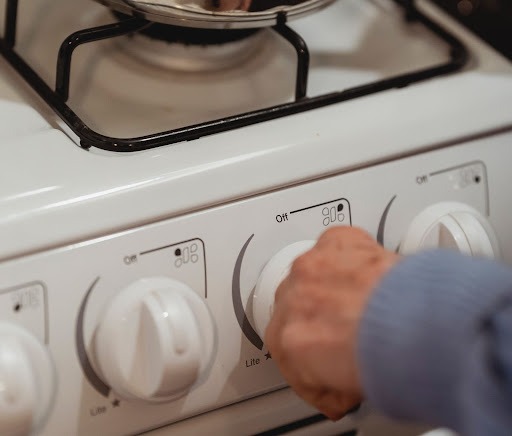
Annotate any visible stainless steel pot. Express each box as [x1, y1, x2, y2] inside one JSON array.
[[95, 0, 335, 28]]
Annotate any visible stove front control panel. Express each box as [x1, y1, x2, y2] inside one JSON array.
[[0, 141, 505, 436]]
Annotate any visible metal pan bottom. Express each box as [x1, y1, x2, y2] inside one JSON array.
[[94, 0, 336, 29]]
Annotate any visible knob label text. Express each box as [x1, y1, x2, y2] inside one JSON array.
[[245, 357, 261, 368], [89, 405, 107, 417]]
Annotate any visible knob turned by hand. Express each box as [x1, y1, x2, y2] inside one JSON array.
[[253, 240, 316, 339]]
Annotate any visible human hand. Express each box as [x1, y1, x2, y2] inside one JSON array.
[[210, 0, 252, 11], [265, 227, 399, 420]]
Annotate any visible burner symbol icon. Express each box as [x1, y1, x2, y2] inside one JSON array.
[[322, 203, 345, 227]]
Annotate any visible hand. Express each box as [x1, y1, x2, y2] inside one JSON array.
[[210, 0, 252, 11], [265, 227, 399, 420]]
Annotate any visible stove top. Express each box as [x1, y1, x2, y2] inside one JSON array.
[[0, 0, 467, 151]]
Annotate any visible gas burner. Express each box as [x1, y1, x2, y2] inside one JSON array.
[[119, 30, 265, 71], [0, 0, 469, 151], [111, 11, 260, 44], [112, 12, 265, 71], [247, 0, 306, 12]]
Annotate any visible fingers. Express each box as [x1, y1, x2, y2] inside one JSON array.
[[267, 325, 362, 421], [302, 389, 362, 421], [265, 226, 399, 420], [315, 226, 375, 250], [210, 0, 252, 11]]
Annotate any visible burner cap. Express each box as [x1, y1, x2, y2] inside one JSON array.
[[112, 11, 268, 72], [112, 11, 260, 45]]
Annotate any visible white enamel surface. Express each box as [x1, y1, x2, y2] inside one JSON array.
[[253, 240, 315, 338], [401, 202, 500, 258], [0, 100, 50, 141], [0, 56, 53, 139], [94, 277, 215, 402], [0, 323, 55, 436]]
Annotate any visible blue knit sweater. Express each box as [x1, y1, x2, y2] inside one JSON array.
[[358, 250, 512, 436]]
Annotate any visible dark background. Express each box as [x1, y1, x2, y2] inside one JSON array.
[[432, 0, 512, 60]]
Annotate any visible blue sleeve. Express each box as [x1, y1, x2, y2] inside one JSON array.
[[357, 250, 512, 436]]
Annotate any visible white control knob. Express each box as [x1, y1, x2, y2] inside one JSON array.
[[253, 241, 316, 338], [400, 202, 499, 258], [0, 323, 56, 436], [94, 277, 215, 402]]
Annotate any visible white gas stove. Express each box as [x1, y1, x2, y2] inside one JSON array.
[[0, 0, 511, 435]]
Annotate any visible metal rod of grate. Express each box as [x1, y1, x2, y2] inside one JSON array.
[[0, 0, 468, 152]]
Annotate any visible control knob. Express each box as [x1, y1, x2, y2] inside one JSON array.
[[252, 203, 499, 340], [400, 202, 499, 258], [0, 322, 55, 436], [94, 277, 215, 402], [253, 241, 316, 338]]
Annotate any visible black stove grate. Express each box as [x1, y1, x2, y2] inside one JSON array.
[[0, 0, 468, 152]]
